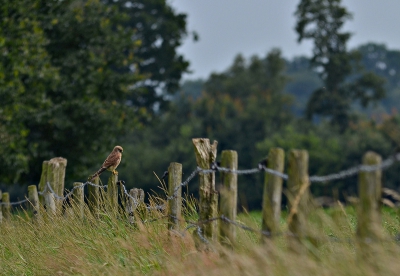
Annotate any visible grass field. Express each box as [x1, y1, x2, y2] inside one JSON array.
[[1, 200, 400, 275]]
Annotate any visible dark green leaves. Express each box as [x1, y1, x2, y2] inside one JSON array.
[[295, 0, 386, 130]]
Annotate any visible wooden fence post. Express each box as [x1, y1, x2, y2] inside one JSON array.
[[50, 157, 67, 199], [219, 150, 238, 247], [45, 193, 56, 216], [0, 190, 2, 224], [28, 185, 40, 221], [38, 161, 49, 206], [38, 158, 67, 214], [261, 148, 285, 239], [357, 151, 383, 244], [107, 174, 118, 212], [287, 149, 311, 249], [168, 162, 182, 230], [49, 157, 67, 212], [2, 192, 10, 221], [139, 189, 144, 204], [127, 188, 138, 224], [192, 138, 219, 241], [88, 177, 100, 215], [126, 188, 145, 224], [119, 181, 127, 212], [73, 182, 85, 219]]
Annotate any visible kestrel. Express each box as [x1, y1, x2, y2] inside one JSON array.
[[89, 145, 123, 181]]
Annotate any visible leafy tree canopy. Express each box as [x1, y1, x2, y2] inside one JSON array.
[[0, 0, 191, 183], [295, 0, 385, 129]]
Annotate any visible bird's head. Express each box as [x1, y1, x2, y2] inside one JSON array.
[[114, 145, 123, 153]]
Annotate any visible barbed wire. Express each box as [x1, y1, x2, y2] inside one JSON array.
[[2, 152, 400, 210]]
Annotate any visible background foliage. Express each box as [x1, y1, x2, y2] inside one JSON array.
[[0, 0, 190, 183], [1, 0, 400, 211]]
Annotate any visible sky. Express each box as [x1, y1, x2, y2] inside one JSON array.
[[170, 0, 400, 80]]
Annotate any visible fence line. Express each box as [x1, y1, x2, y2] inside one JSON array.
[[2, 151, 400, 208], [1, 147, 400, 252]]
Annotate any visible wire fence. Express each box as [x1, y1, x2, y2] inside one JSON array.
[[2, 152, 400, 209], [1, 152, 400, 244]]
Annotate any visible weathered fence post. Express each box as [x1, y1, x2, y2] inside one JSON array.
[[49, 157, 67, 212], [139, 189, 144, 205], [262, 148, 285, 240], [357, 151, 383, 245], [73, 182, 85, 219], [0, 190, 2, 224], [219, 150, 238, 248], [192, 138, 219, 242], [28, 185, 40, 221], [127, 188, 138, 224], [119, 181, 127, 212], [168, 162, 182, 231], [45, 193, 56, 216], [88, 177, 100, 214], [2, 192, 10, 221], [51, 157, 67, 199], [38, 161, 49, 206], [287, 149, 311, 250], [107, 174, 118, 212], [38, 158, 67, 214], [126, 188, 145, 224]]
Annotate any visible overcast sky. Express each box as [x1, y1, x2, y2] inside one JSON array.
[[170, 1, 400, 80]]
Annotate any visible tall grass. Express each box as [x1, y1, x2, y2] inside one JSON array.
[[1, 197, 400, 275]]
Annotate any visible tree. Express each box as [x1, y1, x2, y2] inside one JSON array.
[[103, 0, 193, 111], [0, 0, 60, 183], [0, 0, 192, 184], [295, 0, 385, 129]]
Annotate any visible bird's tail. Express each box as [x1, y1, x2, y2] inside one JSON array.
[[89, 167, 107, 181]]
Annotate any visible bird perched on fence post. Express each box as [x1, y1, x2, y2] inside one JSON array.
[[89, 146, 123, 181]]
